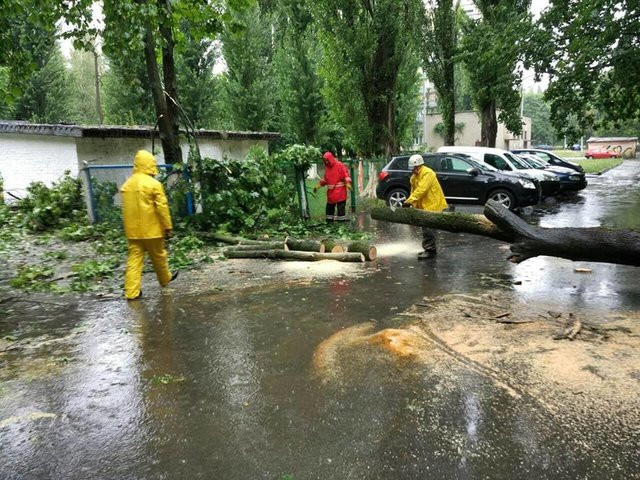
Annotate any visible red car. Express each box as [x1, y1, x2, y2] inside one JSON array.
[[585, 148, 620, 159]]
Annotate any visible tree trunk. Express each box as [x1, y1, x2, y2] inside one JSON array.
[[441, 0, 456, 146], [480, 100, 497, 147], [370, 204, 640, 267], [346, 241, 378, 261], [370, 206, 513, 242], [484, 201, 640, 266], [224, 250, 365, 262], [140, 6, 182, 164], [157, 0, 183, 164]]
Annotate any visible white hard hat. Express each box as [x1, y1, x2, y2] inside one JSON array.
[[408, 154, 424, 167]]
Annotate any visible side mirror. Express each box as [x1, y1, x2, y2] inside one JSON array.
[[466, 167, 480, 176]]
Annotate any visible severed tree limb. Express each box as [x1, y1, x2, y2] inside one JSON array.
[[484, 201, 640, 266], [370, 203, 640, 266], [370, 206, 513, 242]]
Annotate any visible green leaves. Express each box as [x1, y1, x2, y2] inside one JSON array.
[[16, 172, 86, 232], [527, 0, 640, 137], [192, 146, 296, 233], [459, 1, 531, 144], [276, 144, 322, 171], [313, 0, 423, 155]]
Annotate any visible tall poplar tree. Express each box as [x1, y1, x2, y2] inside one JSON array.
[[460, 0, 530, 147], [313, 0, 423, 156], [421, 0, 457, 146], [219, 2, 276, 131]]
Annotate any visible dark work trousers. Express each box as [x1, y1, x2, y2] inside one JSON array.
[[421, 227, 437, 253], [326, 201, 347, 222]]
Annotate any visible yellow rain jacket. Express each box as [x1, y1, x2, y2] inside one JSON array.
[[121, 150, 173, 239], [407, 165, 448, 212]]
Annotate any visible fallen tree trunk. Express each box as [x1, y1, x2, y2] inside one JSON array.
[[370, 206, 513, 243], [371, 203, 640, 266], [224, 250, 365, 262], [285, 237, 325, 253], [484, 202, 640, 266], [345, 241, 377, 261]]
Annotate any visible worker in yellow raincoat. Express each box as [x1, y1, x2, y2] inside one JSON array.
[[404, 154, 448, 260], [121, 150, 178, 299]]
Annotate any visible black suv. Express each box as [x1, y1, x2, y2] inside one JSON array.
[[376, 153, 541, 211]]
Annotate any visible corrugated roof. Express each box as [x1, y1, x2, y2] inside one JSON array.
[[0, 121, 280, 140], [586, 137, 638, 142]]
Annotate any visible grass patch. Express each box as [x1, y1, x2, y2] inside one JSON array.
[[573, 158, 623, 174], [553, 149, 585, 159]]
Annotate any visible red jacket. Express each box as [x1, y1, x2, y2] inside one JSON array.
[[320, 152, 351, 204]]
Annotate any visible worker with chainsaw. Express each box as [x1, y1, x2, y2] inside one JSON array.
[[403, 154, 448, 260], [121, 150, 178, 300], [314, 151, 352, 222]]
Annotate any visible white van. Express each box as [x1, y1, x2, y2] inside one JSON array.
[[437, 146, 560, 197]]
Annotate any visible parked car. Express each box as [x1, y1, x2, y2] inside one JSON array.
[[514, 154, 587, 192], [571, 144, 582, 151], [376, 153, 540, 211], [510, 148, 584, 173], [585, 148, 620, 159], [534, 144, 553, 150], [437, 146, 560, 198]]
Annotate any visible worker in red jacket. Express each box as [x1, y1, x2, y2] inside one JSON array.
[[314, 151, 352, 222]]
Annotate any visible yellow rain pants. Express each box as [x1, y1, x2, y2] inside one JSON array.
[[124, 238, 172, 299]]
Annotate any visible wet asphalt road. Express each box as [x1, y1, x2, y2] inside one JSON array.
[[1, 161, 639, 479]]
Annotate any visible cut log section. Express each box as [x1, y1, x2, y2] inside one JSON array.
[[225, 242, 287, 252], [370, 203, 640, 267], [322, 239, 348, 253], [285, 237, 325, 253], [224, 249, 365, 262], [345, 241, 377, 261], [200, 232, 268, 245]]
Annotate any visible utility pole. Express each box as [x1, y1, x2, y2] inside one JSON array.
[[93, 48, 103, 125]]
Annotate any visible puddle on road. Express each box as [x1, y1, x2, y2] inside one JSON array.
[[3, 280, 639, 478]]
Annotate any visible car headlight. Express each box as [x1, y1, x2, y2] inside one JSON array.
[[569, 174, 581, 181], [547, 175, 559, 181], [518, 178, 536, 189]]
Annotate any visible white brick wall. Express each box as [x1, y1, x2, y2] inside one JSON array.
[[1, 132, 271, 218], [0, 134, 78, 202]]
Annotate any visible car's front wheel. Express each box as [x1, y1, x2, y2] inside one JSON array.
[[487, 189, 516, 211], [386, 188, 409, 208]]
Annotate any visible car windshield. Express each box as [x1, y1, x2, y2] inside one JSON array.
[[504, 152, 531, 169], [449, 153, 497, 171], [517, 155, 544, 168]]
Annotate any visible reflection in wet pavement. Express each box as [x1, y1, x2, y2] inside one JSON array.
[[1, 161, 639, 479]]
